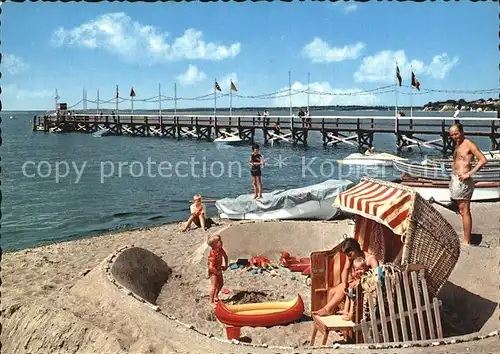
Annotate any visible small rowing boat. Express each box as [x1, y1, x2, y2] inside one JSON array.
[[393, 160, 500, 181], [397, 176, 500, 204]]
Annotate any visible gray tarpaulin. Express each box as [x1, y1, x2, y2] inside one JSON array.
[[215, 179, 354, 218]]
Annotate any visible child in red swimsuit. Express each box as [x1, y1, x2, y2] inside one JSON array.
[[207, 234, 229, 308]]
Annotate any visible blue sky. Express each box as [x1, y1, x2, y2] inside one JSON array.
[[2, 1, 498, 111]]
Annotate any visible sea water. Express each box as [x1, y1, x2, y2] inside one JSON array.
[[0, 110, 494, 251]]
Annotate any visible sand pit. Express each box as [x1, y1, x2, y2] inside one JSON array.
[[157, 220, 355, 347], [217, 220, 353, 259]]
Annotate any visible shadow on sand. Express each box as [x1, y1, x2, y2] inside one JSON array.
[[439, 281, 497, 337]]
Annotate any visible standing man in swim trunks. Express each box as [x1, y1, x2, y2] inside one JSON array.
[[449, 123, 487, 244]]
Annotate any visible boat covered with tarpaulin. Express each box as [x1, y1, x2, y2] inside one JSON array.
[[215, 179, 354, 221]]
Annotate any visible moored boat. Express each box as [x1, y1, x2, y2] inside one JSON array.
[[422, 156, 500, 170], [213, 132, 244, 144], [393, 160, 500, 181], [215, 295, 304, 328], [421, 149, 500, 167], [337, 152, 407, 166], [397, 176, 500, 204], [215, 179, 354, 221], [92, 128, 111, 137]]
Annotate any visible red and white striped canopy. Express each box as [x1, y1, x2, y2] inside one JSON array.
[[334, 179, 415, 235]]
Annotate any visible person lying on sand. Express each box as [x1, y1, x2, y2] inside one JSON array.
[[182, 195, 207, 232], [337, 257, 368, 321], [312, 238, 379, 317], [207, 234, 229, 308]]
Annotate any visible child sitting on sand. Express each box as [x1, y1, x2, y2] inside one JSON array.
[[182, 195, 207, 232], [339, 256, 368, 321], [207, 234, 229, 308]]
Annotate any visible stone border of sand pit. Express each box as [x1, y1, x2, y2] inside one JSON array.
[[104, 244, 499, 351]]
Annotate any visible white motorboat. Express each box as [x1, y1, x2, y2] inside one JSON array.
[[215, 179, 354, 221], [398, 178, 500, 204], [213, 135, 244, 144], [92, 128, 111, 137], [213, 130, 244, 144], [337, 152, 408, 166]]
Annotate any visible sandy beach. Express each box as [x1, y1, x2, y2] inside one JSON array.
[[2, 201, 499, 353]]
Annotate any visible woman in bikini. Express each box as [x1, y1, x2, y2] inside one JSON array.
[[313, 238, 379, 317]]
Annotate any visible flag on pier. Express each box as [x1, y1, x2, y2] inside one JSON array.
[[215, 81, 222, 92], [411, 71, 420, 90], [130, 87, 136, 97], [116, 85, 119, 98], [396, 65, 402, 86], [230, 80, 238, 92]]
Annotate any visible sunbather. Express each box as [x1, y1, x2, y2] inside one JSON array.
[[312, 238, 379, 317]]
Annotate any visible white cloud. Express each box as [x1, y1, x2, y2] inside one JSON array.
[[425, 53, 459, 79], [302, 38, 365, 63], [345, 4, 358, 13], [177, 65, 207, 86], [354, 50, 459, 83], [2, 54, 30, 75], [327, 2, 359, 15], [273, 81, 380, 107], [51, 12, 241, 63]]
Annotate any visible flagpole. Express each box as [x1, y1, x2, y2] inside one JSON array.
[[55, 89, 59, 111], [159, 83, 162, 117], [229, 83, 233, 117], [174, 82, 177, 117], [97, 89, 100, 115], [214, 78, 217, 117], [410, 65, 413, 119], [395, 63, 398, 133], [288, 70, 292, 124], [131, 88, 134, 115], [116, 85, 119, 114], [82, 88, 85, 110], [395, 89, 398, 133], [307, 72, 310, 114]]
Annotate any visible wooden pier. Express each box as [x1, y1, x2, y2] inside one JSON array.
[[33, 112, 500, 155]]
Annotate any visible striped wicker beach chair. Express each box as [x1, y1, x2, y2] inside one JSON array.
[[310, 178, 460, 343]]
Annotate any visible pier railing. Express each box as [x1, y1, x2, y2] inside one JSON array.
[[33, 113, 500, 153]]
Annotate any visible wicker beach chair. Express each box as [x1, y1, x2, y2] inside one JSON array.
[[310, 178, 460, 343]]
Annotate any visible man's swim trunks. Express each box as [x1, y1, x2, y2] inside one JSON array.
[[449, 174, 474, 200]]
